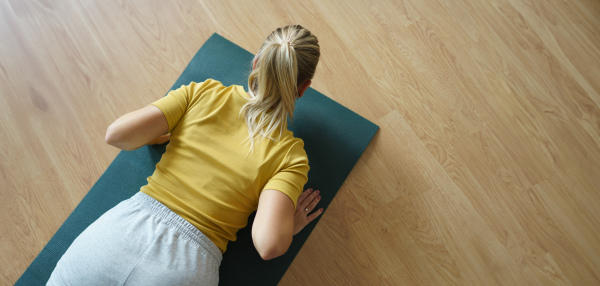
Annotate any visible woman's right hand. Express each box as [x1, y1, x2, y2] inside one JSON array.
[[293, 188, 324, 235]]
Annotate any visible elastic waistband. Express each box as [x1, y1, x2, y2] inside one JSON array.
[[128, 192, 223, 262]]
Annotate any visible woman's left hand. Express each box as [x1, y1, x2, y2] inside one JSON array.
[[293, 188, 324, 235]]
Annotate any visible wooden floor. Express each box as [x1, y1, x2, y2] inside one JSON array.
[[1, 0, 599, 284]]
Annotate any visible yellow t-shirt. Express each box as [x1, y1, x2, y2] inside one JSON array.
[[140, 79, 309, 253]]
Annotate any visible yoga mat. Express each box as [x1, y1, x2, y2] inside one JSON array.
[[16, 33, 379, 285]]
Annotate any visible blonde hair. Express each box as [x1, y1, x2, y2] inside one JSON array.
[[240, 25, 320, 151]]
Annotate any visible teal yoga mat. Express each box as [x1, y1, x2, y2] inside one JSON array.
[[16, 33, 379, 285]]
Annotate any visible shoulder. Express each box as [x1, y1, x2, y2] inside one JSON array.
[[187, 79, 247, 97], [278, 134, 308, 165], [261, 131, 308, 167], [187, 79, 223, 92], [181, 79, 230, 103]]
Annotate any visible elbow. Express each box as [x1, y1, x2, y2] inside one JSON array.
[[105, 124, 135, 150], [104, 124, 123, 147], [252, 233, 292, 260], [257, 244, 289, 261], [261, 252, 281, 261], [105, 125, 116, 146]]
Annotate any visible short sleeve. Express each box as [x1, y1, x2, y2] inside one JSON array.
[[263, 142, 310, 208], [150, 84, 191, 133]]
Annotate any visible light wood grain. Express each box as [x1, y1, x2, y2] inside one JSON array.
[[1, 0, 599, 285]]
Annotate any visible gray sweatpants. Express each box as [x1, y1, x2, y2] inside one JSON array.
[[47, 192, 222, 286]]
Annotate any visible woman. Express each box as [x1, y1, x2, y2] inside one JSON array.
[[48, 25, 323, 285]]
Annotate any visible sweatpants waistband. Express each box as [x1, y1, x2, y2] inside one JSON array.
[[129, 192, 223, 262]]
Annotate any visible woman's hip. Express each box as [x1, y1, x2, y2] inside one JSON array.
[[47, 192, 222, 286]]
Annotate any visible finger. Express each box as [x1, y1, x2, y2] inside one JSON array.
[[306, 193, 321, 212], [306, 208, 324, 223], [299, 189, 318, 210], [297, 188, 313, 204]]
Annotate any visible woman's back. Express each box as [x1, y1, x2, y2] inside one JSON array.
[[141, 79, 309, 253]]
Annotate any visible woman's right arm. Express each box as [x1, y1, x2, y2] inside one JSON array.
[[252, 189, 295, 260], [252, 188, 323, 260]]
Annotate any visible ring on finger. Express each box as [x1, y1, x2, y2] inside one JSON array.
[[305, 208, 309, 212]]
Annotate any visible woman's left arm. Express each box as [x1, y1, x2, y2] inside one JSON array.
[[105, 105, 169, 151]]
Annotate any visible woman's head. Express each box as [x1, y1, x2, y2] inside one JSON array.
[[241, 25, 320, 150]]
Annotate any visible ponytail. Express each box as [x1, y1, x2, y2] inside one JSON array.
[[240, 25, 320, 151]]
